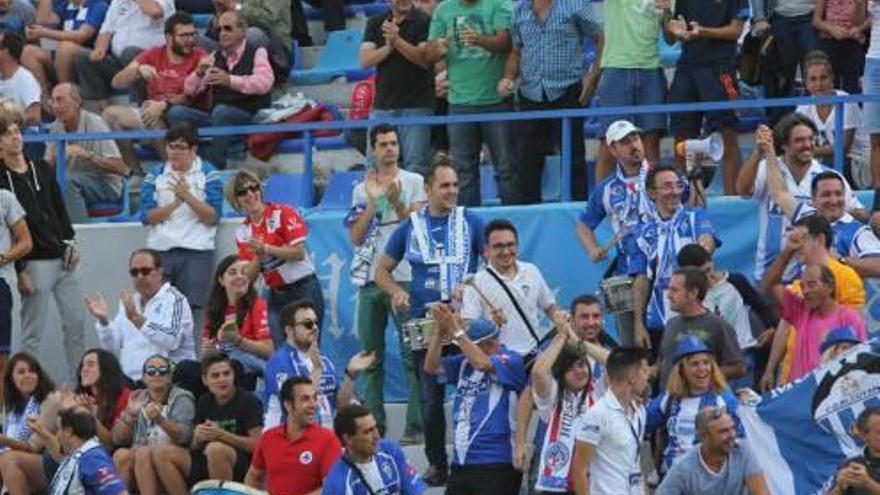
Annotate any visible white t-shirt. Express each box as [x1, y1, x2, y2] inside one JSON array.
[[575, 391, 647, 495], [533, 380, 592, 493], [795, 90, 870, 162], [461, 261, 556, 355], [99, 0, 174, 57], [349, 169, 426, 283], [705, 275, 756, 350], [0, 190, 24, 285], [0, 67, 40, 113]]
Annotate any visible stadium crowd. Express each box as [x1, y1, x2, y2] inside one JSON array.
[[0, 0, 874, 491]]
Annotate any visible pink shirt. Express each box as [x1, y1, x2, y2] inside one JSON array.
[[183, 40, 274, 97], [781, 288, 866, 380]]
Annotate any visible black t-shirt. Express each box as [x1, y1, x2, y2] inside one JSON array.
[[363, 9, 434, 109], [674, 0, 748, 67], [841, 449, 880, 495], [194, 389, 264, 440]]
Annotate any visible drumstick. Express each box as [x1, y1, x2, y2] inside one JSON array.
[[462, 275, 499, 311], [599, 227, 626, 257]]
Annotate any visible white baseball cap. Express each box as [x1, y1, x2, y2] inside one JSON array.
[[605, 120, 642, 145]]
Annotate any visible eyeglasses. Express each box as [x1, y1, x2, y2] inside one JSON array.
[[296, 319, 317, 329], [652, 181, 685, 193], [219, 24, 237, 31], [129, 267, 155, 278], [490, 242, 516, 252], [143, 365, 171, 377], [235, 184, 260, 197]]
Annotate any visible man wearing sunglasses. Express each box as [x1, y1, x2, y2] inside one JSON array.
[[263, 299, 375, 431], [85, 248, 197, 382]]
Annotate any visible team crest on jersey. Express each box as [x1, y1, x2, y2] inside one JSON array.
[[380, 458, 394, 477], [300, 451, 313, 464], [812, 350, 880, 443], [544, 441, 569, 469]]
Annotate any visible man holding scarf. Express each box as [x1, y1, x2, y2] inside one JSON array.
[[375, 153, 484, 486]]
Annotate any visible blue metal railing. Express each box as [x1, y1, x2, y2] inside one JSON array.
[[25, 93, 880, 206]]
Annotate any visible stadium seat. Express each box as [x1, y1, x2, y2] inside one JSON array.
[[480, 165, 501, 206], [87, 177, 131, 222], [192, 13, 212, 28], [289, 29, 374, 85], [318, 170, 365, 209], [264, 172, 313, 207]]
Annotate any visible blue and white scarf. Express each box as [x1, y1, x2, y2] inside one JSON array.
[[406, 206, 471, 299]]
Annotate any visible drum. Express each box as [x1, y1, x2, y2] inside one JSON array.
[[402, 318, 451, 350], [191, 480, 268, 495], [600, 276, 634, 314]]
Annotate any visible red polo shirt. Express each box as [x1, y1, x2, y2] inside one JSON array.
[[251, 423, 341, 495]]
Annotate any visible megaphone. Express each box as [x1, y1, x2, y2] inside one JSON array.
[[675, 133, 724, 164]]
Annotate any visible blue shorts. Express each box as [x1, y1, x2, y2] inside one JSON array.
[[669, 64, 739, 137], [863, 57, 880, 133], [595, 68, 668, 137]]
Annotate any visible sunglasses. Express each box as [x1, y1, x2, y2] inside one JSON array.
[[235, 184, 260, 197], [143, 365, 171, 377], [296, 319, 317, 329], [129, 267, 155, 278]]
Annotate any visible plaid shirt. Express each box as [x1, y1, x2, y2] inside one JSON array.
[[511, 0, 602, 102]]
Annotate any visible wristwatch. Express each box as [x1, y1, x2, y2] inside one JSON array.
[[452, 329, 466, 341]]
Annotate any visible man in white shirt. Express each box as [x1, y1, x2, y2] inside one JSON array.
[[571, 347, 652, 495], [0, 32, 41, 126], [461, 218, 565, 361], [73, 0, 174, 107], [346, 124, 426, 443], [84, 248, 196, 381]]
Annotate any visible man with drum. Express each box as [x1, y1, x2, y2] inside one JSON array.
[[576, 120, 654, 346], [461, 218, 566, 364], [346, 123, 426, 444], [375, 154, 484, 486], [627, 165, 721, 354]]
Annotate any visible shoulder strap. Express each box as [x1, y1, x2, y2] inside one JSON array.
[[485, 267, 541, 345], [341, 455, 379, 495]]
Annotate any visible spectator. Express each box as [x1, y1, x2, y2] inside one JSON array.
[[628, 165, 720, 351], [503, 0, 603, 202], [0, 188, 29, 376], [591, 0, 667, 182], [23, 0, 108, 100], [104, 12, 207, 172], [0, 0, 35, 35], [750, 0, 819, 122], [761, 221, 866, 383], [461, 218, 565, 360], [0, 107, 84, 380], [47, 349, 132, 451], [571, 347, 651, 495], [854, 0, 880, 194], [174, 10, 274, 169], [289, 0, 343, 48], [656, 267, 745, 386], [424, 309, 527, 494], [227, 169, 325, 343], [198, 0, 272, 52], [677, 244, 760, 390], [45, 83, 128, 224], [157, 352, 263, 485], [202, 255, 274, 387], [735, 113, 866, 281], [323, 404, 427, 495], [569, 294, 618, 396], [425, 0, 515, 206], [359, 0, 434, 176], [0, 32, 40, 126], [794, 51, 870, 186], [245, 376, 342, 495], [646, 336, 743, 473], [0, 353, 56, 495], [263, 299, 374, 429], [829, 406, 880, 495], [43, 406, 129, 495], [820, 325, 861, 363], [139, 122, 222, 332], [655, 406, 770, 495], [813, 0, 865, 95], [74, 0, 174, 108], [346, 124, 425, 442], [664, 0, 747, 195], [84, 248, 197, 382], [373, 156, 484, 486], [111, 354, 195, 495]]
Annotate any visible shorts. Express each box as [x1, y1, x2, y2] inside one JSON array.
[[863, 57, 880, 133], [669, 64, 739, 137], [189, 448, 252, 484], [595, 68, 668, 137]]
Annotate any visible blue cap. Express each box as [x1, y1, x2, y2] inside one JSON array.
[[820, 325, 861, 354], [467, 318, 499, 344], [674, 335, 710, 363]]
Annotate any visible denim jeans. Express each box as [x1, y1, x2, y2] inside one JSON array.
[[448, 100, 516, 206], [266, 274, 326, 349], [413, 348, 448, 469], [66, 172, 123, 224], [166, 104, 254, 169], [371, 108, 433, 177], [767, 13, 818, 122]]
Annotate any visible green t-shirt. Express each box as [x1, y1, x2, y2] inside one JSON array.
[[428, 0, 512, 106], [601, 0, 662, 69]]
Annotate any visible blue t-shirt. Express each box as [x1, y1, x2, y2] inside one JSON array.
[[77, 447, 127, 495], [674, 0, 749, 66], [441, 346, 527, 465], [384, 208, 483, 318], [53, 0, 108, 47], [322, 439, 427, 495], [263, 342, 340, 429]]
